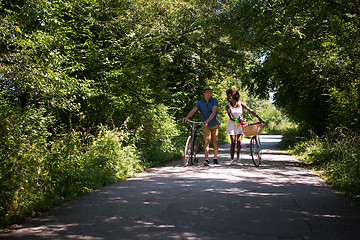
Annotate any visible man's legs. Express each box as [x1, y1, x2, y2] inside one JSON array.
[[203, 126, 211, 165], [212, 134, 218, 159], [203, 125, 219, 165], [204, 140, 210, 160], [211, 125, 219, 163]]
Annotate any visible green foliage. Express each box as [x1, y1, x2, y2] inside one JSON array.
[[1, 0, 358, 228], [85, 128, 144, 186], [137, 104, 182, 165], [2, 0, 243, 227], [0, 97, 51, 225], [0, 124, 144, 227], [280, 127, 360, 196], [220, 0, 360, 134], [250, 100, 296, 134]]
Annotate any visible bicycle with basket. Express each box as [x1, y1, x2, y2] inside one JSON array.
[[242, 121, 264, 167]]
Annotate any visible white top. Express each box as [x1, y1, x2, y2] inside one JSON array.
[[226, 102, 244, 135]]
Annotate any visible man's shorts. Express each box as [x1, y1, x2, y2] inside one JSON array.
[[203, 124, 219, 142]]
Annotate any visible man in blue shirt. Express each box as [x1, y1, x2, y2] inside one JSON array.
[[182, 87, 219, 166]]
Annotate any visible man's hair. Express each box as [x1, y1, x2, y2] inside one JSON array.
[[226, 89, 240, 102]]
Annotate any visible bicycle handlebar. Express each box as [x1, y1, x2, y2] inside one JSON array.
[[184, 118, 204, 125], [245, 121, 266, 126], [184, 119, 265, 126]]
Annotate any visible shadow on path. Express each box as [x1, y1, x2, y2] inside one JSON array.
[[2, 135, 360, 240]]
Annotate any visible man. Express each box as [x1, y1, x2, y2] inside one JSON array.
[[182, 86, 219, 166]]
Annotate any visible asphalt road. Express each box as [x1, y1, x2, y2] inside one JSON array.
[[1, 135, 360, 240]]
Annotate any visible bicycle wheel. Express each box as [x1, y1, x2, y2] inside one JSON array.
[[193, 135, 199, 163], [250, 136, 261, 167], [184, 136, 193, 166]]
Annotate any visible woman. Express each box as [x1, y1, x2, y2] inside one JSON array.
[[226, 89, 263, 165]]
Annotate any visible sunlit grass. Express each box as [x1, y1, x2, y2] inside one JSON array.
[[280, 127, 360, 197]]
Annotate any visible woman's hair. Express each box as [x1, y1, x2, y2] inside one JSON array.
[[226, 89, 240, 102]]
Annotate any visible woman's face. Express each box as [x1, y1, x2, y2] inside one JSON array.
[[227, 94, 233, 102]]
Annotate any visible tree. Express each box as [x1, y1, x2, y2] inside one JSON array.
[[219, 0, 359, 134]]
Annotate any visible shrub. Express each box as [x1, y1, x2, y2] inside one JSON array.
[[137, 104, 182, 165], [0, 103, 52, 226], [85, 128, 144, 185], [281, 126, 360, 196], [0, 123, 144, 227], [312, 128, 360, 195]]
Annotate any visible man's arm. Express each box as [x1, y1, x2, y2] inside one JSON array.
[[182, 107, 198, 123], [204, 106, 218, 126]]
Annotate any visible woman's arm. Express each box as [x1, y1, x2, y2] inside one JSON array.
[[226, 105, 235, 122], [241, 102, 263, 122]]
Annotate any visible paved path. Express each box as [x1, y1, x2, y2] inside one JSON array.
[[1, 135, 360, 240]]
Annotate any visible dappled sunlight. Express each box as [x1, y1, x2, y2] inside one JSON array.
[[2, 135, 360, 240], [3, 223, 105, 240], [104, 216, 123, 222], [301, 212, 342, 219], [66, 235, 103, 240], [142, 190, 162, 195]]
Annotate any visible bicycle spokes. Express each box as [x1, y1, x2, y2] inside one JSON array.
[[250, 136, 262, 167]]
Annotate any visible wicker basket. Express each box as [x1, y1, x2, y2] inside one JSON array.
[[243, 123, 263, 136]]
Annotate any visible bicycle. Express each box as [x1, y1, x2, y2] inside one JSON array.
[[243, 122, 264, 167], [183, 119, 203, 166]]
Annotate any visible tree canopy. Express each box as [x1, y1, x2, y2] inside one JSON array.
[[1, 0, 359, 226], [220, 0, 359, 134]]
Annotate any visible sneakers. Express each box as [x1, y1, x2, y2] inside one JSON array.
[[229, 159, 235, 165], [237, 153, 241, 163], [204, 159, 218, 166]]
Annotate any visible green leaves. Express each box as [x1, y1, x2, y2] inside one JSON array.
[[2, 0, 242, 226], [222, 0, 359, 134]]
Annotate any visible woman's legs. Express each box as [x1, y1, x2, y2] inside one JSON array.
[[229, 135, 236, 160], [236, 134, 243, 161]]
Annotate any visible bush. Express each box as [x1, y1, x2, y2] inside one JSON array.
[[0, 102, 183, 228], [85, 128, 144, 185], [280, 126, 360, 196], [0, 123, 145, 227], [137, 104, 182, 165], [312, 128, 360, 195], [0, 102, 52, 226]]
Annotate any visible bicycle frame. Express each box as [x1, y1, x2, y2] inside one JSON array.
[[254, 135, 262, 150], [184, 119, 203, 166]]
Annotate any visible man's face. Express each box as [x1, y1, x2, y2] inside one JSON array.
[[203, 90, 212, 100]]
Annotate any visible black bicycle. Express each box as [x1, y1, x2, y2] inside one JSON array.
[[183, 119, 203, 166]]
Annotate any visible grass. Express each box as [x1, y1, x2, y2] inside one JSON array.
[[280, 126, 360, 198]]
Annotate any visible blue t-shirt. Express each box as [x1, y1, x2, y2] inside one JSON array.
[[194, 98, 219, 127]]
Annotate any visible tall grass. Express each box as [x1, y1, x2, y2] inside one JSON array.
[[281, 127, 360, 196]]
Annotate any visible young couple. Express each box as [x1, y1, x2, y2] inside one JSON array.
[[182, 87, 263, 166]]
